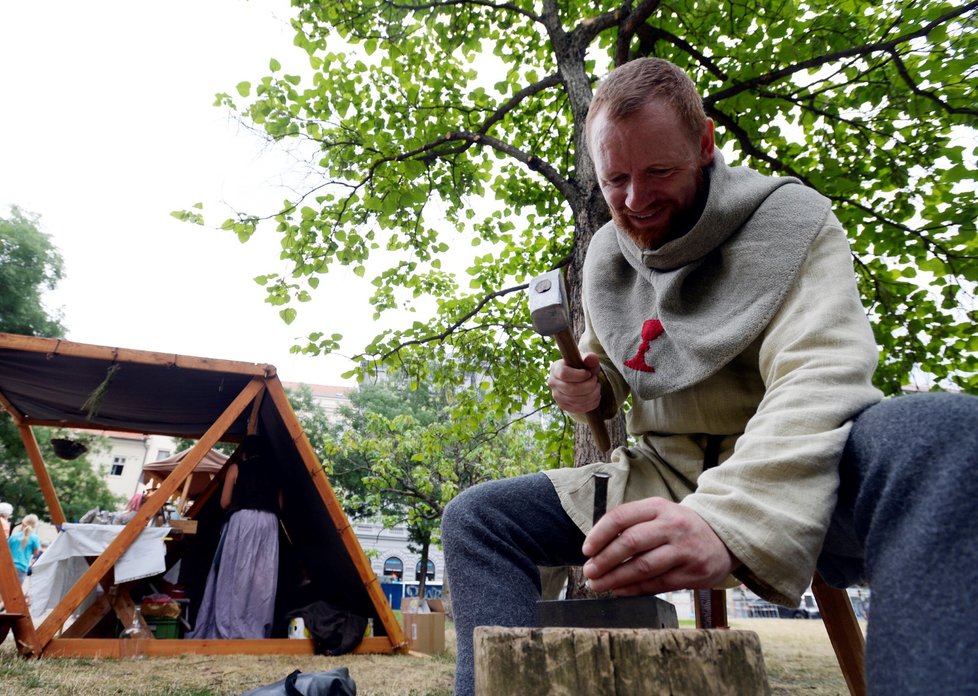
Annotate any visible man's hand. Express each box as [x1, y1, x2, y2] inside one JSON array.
[[581, 497, 739, 596], [548, 352, 603, 414]]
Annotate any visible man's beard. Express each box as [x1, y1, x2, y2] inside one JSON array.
[[611, 168, 707, 250]]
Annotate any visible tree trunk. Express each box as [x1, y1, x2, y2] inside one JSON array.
[[417, 540, 429, 601], [475, 627, 770, 696]]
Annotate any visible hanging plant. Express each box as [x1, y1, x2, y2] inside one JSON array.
[[82, 363, 121, 421], [51, 438, 89, 460]]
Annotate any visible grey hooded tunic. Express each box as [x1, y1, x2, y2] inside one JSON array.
[[544, 150, 882, 605]]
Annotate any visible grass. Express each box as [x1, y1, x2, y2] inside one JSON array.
[[0, 617, 858, 695]]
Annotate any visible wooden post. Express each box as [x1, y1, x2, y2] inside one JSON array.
[[812, 573, 866, 696], [0, 529, 40, 656], [475, 627, 769, 696], [18, 423, 66, 526]]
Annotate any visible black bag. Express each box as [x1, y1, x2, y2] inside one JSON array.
[[286, 601, 368, 656], [241, 668, 356, 696]]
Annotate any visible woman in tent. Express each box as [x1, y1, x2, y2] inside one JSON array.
[[187, 435, 281, 638]]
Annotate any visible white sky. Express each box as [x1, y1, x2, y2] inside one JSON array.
[[0, 0, 376, 386]]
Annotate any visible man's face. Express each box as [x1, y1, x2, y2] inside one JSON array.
[[590, 100, 715, 250]]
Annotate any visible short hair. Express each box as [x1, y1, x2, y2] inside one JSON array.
[[586, 58, 708, 148], [0, 502, 12, 517]]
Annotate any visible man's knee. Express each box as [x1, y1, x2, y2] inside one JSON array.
[[444, 478, 519, 545], [849, 391, 978, 458], [443, 486, 477, 541], [445, 480, 497, 528], [842, 391, 978, 538]]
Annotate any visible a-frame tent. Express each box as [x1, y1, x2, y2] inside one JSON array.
[[0, 332, 406, 658]]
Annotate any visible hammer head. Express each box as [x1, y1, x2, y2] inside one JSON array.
[[527, 269, 570, 337]]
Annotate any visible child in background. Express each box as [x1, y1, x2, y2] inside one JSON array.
[[8, 513, 42, 584]]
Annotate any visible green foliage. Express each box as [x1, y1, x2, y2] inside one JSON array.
[[0, 206, 65, 338], [0, 208, 117, 520], [193, 0, 976, 435], [0, 428, 121, 523], [323, 376, 551, 558]]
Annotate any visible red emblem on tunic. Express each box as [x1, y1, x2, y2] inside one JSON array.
[[624, 319, 664, 373]]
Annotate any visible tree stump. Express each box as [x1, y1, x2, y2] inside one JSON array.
[[474, 627, 770, 696]]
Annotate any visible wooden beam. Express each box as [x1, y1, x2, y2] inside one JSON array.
[[264, 376, 407, 652], [0, 332, 276, 378], [58, 593, 113, 639], [13, 419, 247, 440], [106, 583, 142, 629], [177, 475, 194, 514], [0, 526, 41, 657], [18, 423, 66, 526], [247, 385, 266, 434], [34, 377, 266, 650], [41, 635, 396, 658], [812, 572, 866, 696]]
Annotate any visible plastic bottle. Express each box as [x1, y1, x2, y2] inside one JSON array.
[[119, 606, 152, 659]]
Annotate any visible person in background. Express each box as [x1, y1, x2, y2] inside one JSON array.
[[0, 502, 12, 538], [187, 435, 282, 639], [8, 513, 42, 584]]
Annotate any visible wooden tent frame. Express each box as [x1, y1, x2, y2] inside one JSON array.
[[0, 333, 406, 658]]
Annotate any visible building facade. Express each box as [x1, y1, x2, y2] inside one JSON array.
[[84, 431, 176, 503], [352, 518, 446, 601]]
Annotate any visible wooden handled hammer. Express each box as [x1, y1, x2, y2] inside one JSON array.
[[528, 269, 612, 453]]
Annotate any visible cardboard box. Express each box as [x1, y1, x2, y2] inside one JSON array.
[[400, 597, 445, 655]]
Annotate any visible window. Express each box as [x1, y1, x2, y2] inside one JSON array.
[[415, 560, 435, 581], [156, 450, 171, 460], [383, 557, 403, 580], [109, 456, 126, 476]]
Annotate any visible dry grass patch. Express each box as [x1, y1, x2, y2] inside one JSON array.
[[734, 617, 859, 695], [0, 646, 455, 696], [0, 616, 861, 695]]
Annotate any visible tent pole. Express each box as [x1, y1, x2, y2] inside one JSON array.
[[18, 424, 66, 526], [0, 392, 67, 527], [0, 527, 40, 656]]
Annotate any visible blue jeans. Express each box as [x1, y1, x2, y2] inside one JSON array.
[[443, 392, 978, 696]]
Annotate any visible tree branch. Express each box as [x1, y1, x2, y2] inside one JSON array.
[[704, 1, 978, 107], [378, 283, 529, 361], [384, 0, 541, 22], [886, 48, 978, 117]]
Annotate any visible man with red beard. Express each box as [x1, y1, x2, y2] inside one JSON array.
[[443, 58, 978, 696]]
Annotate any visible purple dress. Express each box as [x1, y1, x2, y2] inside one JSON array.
[[188, 458, 279, 639]]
